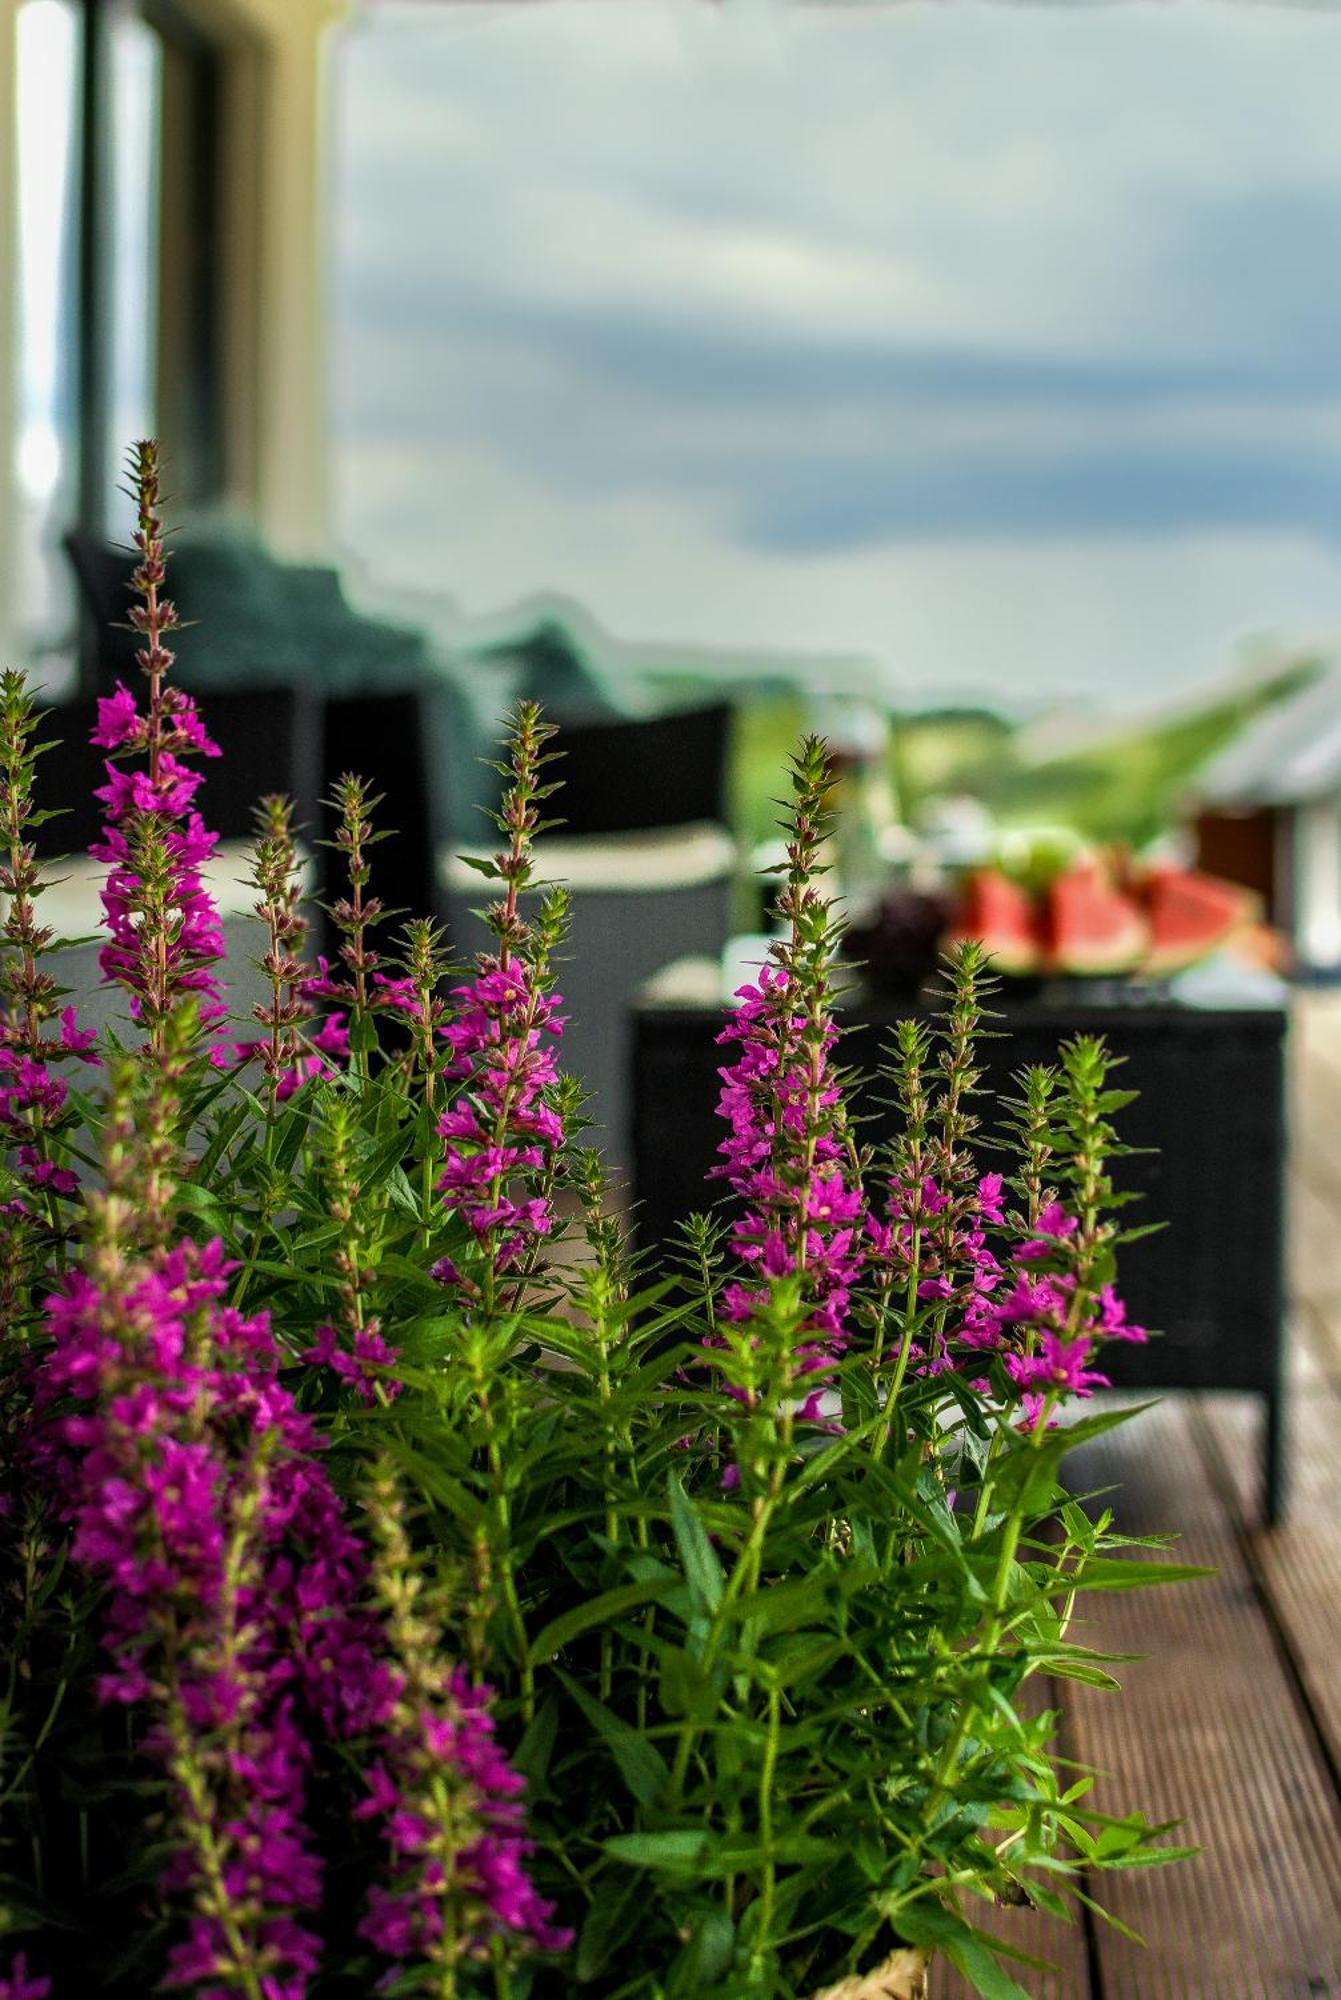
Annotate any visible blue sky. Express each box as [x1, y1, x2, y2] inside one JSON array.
[[330, 0, 1341, 712]]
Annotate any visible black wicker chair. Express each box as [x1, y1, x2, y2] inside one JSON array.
[[29, 686, 322, 864], [63, 533, 439, 935]]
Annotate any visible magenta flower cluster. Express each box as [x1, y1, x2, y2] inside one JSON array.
[[867, 1167, 1009, 1378], [0, 1954, 49, 2000], [91, 680, 228, 1029], [0, 1007, 98, 1203], [1, 463, 570, 1992], [34, 1228, 557, 1992], [357, 1661, 569, 1969], [436, 961, 565, 1279], [36, 1238, 352, 1994], [713, 963, 865, 1391], [0, 671, 101, 1210], [717, 987, 1148, 1433], [905, 1180, 1147, 1422], [302, 1321, 401, 1405], [210, 1024, 349, 1100]]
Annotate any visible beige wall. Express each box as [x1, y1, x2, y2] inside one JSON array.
[[170, 0, 343, 556]]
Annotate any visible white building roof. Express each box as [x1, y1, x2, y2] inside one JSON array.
[[1196, 665, 1341, 809]]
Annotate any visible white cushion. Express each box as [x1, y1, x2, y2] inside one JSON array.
[[15, 839, 313, 939], [440, 820, 737, 897]]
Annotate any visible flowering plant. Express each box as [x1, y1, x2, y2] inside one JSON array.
[[0, 446, 1198, 2000]]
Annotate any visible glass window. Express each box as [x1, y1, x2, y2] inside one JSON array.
[[14, 1, 162, 688], [15, 0, 81, 680]]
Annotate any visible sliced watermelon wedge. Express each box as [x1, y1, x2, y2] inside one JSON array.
[[1137, 866, 1258, 977], [945, 868, 1041, 975], [1044, 862, 1148, 975]]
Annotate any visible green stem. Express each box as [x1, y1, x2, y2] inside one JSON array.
[[163, 1693, 267, 2000], [750, 1682, 782, 1977], [878, 1231, 922, 1458], [471, 1360, 534, 1723], [594, 1308, 619, 1704], [925, 1388, 1058, 1818], [667, 1458, 785, 1802]]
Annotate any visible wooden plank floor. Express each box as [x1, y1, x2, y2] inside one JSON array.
[[934, 993, 1341, 1999]]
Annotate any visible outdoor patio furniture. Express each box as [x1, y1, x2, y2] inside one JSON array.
[[631, 954, 1292, 1523], [63, 533, 440, 935], [31, 685, 323, 860]]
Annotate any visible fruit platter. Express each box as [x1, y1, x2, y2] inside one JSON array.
[[842, 838, 1265, 997], [946, 853, 1260, 984]]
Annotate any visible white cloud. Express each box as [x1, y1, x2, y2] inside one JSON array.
[[329, 0, 1341, 711], [336, 431, 1341, 714]]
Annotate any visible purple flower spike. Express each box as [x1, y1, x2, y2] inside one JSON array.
[[437, 962, 565, 1274], [34, 1221, 390, 1997], [0, 1953, 50, 2000], [709, 739, 865, 1427], [90, 445, 228, 1038], [358, 1461, 571, 1982], [435, 704, 568, 1301]]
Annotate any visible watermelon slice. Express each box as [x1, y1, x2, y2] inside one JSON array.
[[945, 868, 1041, 975], [1044, 862, 1148, 975], [1137, 865, 1258, 977]]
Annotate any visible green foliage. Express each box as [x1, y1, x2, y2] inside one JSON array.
[[890, 710, 1016, 821], [974, 659, 1319, 849], [0, 667, 1202, 1998]]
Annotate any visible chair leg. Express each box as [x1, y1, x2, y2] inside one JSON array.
[[1263, 1387, 1287, 1529]]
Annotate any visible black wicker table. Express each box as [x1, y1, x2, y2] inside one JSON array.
[[630, 955, 1292, 1524]]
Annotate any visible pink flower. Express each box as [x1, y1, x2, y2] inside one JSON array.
[[712, 964, 864, 1358], [91, 682, 142, 750], [0, 1953, 49, 2000], [1005, 1332, 1109, 1400], [1097, 1283, 1146, 1341], [436, 961, 565, 1280], [33, 1236, 390, 1991], [303, 1322, 401, 1404]]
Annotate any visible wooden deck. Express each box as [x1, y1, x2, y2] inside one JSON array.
[[934, 992, 1341, 2000]]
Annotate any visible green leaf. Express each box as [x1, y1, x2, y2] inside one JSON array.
[[194, 1098, 255, 1181], [1072, 1557, 1214, 1591], [244, 1258, 344, 1291], [557, 1673, 669, 1810], [376, 1252, 461, 1304], [1056, 1400, 1160, 1448], [667, 1908, 735, 1991], [668, 1474, 724, 1618], [526, 1580, 675, 1667], [603, 1830, 707, 1872], [734, 1559, 877, 1637], [512, 1698, 559, 1789], [650, 1641, 712, 1720], [896, 1907, 1031, 1999], [576, 1871, 647, 1982], [1047, 1660, 1121, 1690], [603, 1828, 836, 1878], [173, 1181, 228, 1222], [1102, 1845, 1200, 1868], [1069, 1885, 1147, 1944], [382, 1442, 482, 1530]]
